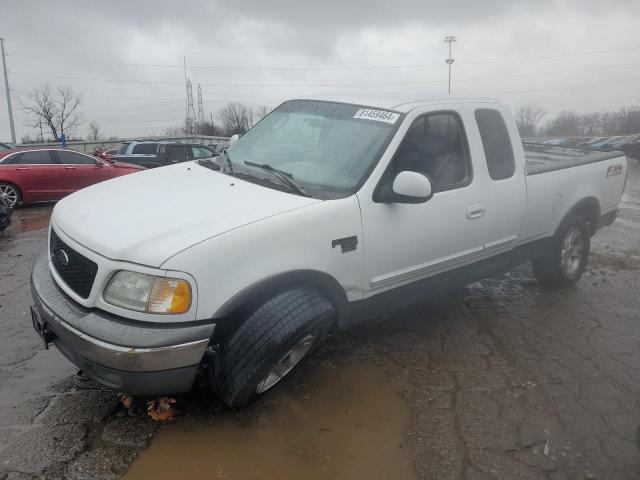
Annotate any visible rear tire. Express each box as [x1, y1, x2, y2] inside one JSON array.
[[0, 182, 20, 208], [215, 287, 335, 408], [532, 214, 591, 289]]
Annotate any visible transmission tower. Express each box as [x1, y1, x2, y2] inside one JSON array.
[[197, 84, 205, 132], [185, 79, 196, 133]]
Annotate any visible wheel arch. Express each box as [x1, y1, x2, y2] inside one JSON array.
[[557, 196, 601, 237], [210, 269, 350, 339]]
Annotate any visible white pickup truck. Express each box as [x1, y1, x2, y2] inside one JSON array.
[[30, 95, 627, 407]]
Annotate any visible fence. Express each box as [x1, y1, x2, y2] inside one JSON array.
[[21, 135, 231, 153]]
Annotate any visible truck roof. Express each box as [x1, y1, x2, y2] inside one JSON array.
[[295, 93, 501, 113]]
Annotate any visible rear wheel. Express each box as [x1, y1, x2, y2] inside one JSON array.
[[532, 214, 591, 288], [215, 287, 335, 408], [0, 183, 20, 208]]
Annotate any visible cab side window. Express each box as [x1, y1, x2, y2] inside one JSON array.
[[475, 109, 515, 180], [391, 112, 471, 193]]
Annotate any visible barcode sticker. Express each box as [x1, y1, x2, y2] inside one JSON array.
[[353, 109, 400, 124]]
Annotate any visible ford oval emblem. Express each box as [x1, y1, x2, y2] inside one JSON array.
[[54, 249, 70, 267]]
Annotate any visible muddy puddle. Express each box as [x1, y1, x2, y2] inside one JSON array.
[[124, 362, 415, 480], [4, 204, 53, 235]]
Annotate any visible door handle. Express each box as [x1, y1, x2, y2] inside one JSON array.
[[64, 166, 76, 170], [16, 167, 28, 171], [466, 203, 485, 219]]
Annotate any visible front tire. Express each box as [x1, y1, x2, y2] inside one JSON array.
[[215, 287, 335, 408], [532, 214, 591, 289]]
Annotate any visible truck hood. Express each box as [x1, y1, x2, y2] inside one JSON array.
[[53, 162, 320, 267]]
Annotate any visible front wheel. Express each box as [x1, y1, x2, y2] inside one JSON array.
[[532, 214, 591, 289], [215, 287, 335, 408]]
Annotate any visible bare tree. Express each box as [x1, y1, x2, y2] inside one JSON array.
[[579, 112, 603, 137], [57, 86, 82, 138], [87, 121, 101, 141], [20, 134, 35, 144], [516, 103, 547, 138], [542, 111, 581, 137], [199, 120, 224, 137], [23, 84, 57, 140], [255, 105, 272, 122], [23, 84, 83, 141], [219, 103, 253, 136], [183, 118, 197, 136], [162, 126, 183, 137], [541, 105, 640, 137]]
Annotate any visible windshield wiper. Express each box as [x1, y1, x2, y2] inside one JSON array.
[[197, 158, 221, 171], [244, 161, 310, 197]]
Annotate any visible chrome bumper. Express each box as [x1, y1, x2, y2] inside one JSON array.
[[30, 252, 215, 394]]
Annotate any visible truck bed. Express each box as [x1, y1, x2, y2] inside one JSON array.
[[524, 142, 623, 176]]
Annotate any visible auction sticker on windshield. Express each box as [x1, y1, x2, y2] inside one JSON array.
[[353, 109, 400, 124]]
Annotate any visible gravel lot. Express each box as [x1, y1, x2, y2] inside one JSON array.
[[1, 160, 639, 479]]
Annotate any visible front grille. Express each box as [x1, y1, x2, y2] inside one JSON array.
[[49, 229, 98, 299]]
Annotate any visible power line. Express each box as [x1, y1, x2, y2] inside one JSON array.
[[468, 76, 640, 96], [11, 89, 278, 105], [457, 45, 640, 66], [10, 72, 184, 86], [97, 117, 181, 124], [7, 55, 182, 68], [6, 45, 640, 71], [10, 61, 640, 88]]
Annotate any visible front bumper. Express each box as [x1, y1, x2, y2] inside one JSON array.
[[30, 252, 215, 395]]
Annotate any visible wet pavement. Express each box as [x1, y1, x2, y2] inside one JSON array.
[[1, 161, 640, 479]]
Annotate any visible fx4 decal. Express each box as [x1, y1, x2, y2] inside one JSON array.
[[606, 164, 623, 177]]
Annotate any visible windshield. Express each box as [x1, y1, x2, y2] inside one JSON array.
[[226, 100, 401, 198], [117, 143, 130, 155]]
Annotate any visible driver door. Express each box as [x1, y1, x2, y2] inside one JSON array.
[[357, 108, 488, 312]]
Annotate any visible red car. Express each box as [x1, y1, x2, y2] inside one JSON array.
[[0, 148, 144, 207]]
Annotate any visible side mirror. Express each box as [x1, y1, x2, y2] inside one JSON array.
[[95, 159, 105, 167], [229, 134, 240, 146], [390, 171, 432, 203]]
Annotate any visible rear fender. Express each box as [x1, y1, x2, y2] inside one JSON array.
[[555, 197, 601, 237]]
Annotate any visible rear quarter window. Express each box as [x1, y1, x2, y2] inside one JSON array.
[[475, 109, 516, 180], [167, 145, 189, 162], [132, 143, 157, 155]]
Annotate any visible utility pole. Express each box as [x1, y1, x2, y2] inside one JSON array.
[[0, 38, 16, 144], [444, 35, 456, 95]]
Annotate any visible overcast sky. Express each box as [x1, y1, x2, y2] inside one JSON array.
[[1, 0, 639, 141]]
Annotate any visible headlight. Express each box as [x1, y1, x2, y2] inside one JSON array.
[[104, 271, 192, 314]]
